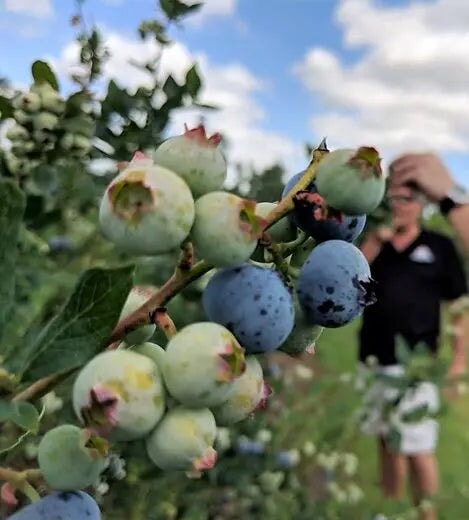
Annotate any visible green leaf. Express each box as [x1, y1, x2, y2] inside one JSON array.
[[17, 265, 134, 382], [184, 64, 202, 98], [101, 80, 133, 118], [159, 0, 202, 20], [0, 179, 26, 344], [163, 75, 181, 100], [401, 403, 430, 423], [64, 91, 92, 117], [31, 60, 59, 91], [0, 95, 14, 119], [395, 335, 411, 365], [0, 401, 40, 432]]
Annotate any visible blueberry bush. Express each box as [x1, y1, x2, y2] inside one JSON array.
[[1, 1, 468, 519]]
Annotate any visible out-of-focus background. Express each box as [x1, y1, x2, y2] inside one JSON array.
[[0, 0, 468, 518]]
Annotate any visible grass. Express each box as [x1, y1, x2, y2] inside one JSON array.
[[301, 318, 469, 518]]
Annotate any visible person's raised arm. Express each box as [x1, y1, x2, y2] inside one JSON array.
[[389, 153, 469, 253], [359, 226, 393, 264]]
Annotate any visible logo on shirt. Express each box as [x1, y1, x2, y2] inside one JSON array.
[[409, 245, 435, 264]]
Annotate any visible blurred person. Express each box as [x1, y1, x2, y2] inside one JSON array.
[[358, 178, 468, 520], [389, 152, 469, 253]]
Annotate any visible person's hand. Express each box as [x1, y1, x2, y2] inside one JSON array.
[[389, 152, 455, 202], [374, 226, 395, 244]]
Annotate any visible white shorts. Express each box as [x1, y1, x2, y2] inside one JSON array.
[[357, 364, 440, 455]]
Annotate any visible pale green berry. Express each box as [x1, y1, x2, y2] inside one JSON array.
[[73, 349, 166, 442], [146, 406, 218, 472], [38, 424, 107, 491], [33, 112, 59, 131], [13, 91, 41, 113], [5, 124, 29, 141]]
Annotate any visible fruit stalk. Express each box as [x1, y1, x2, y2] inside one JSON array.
[[0, 468, 42, 504], [263, 138, 329, 230], [107, 260, 212, 345], [12, 369, 77, 403], [149, 308, 177, 339]]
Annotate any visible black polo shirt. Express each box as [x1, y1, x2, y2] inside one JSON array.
[[359, 229, 467, 366]]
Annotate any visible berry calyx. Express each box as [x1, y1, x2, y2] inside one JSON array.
[[183, 123, 222, 146]]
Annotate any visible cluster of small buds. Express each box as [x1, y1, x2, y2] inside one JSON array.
[[3, 81, 94, 180], [103, 453, 127, 481]]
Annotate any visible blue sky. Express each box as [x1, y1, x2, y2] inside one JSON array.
[[1, 0, 468, 188]]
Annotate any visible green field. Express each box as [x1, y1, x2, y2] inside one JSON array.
[[293, 319, 469, 519]]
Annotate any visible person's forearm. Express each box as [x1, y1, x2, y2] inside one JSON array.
[[360, 235, 382, 264], [448, 205, 469, 255]]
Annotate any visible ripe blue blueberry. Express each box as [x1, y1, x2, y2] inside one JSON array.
[[296, 240, 376, 327], [202, 263, 295, 354], [7, 491, 100, 520]]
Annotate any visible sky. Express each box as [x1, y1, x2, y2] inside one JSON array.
[[1, 0, 469, 189]]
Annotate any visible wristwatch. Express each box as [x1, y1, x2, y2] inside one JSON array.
[[439, 184, 469, 215]]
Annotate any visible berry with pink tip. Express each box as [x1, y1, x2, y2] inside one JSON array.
[[152, 124, 227, 197], [191, 191, 267, 267], [145, 406, 217, 473], [163, 322, 246, 408], [211, 356, 270, 426], [72, 349, 166, 442], [99, 151, 195, 256]]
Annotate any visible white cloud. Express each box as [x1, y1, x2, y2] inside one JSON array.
[[4, 0, 53, 18], [293, 0, 469, 166], [52, 30, 302, 188], [185, 0, 237, 26]]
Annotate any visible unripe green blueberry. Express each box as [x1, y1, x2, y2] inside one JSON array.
[[12, 91, 41, 113], [13, 109, 33, 125], [37, 424, 107, 490], [211, 356, 272, 425], [73, 134, 92, 153], [4, 152, 29, 175], [131, 342, 166, 369], [152, 124, 227, 198], [289, 237, 315, 268], [191, 191, 266, 267], [279, 294, 324, 356], [119, 286, 156, 345], [33, 112, 59, 131], [32, 129, 56, 144], [99, 151, 195, 256], [163, 322, 246, 408], [255, 202, 296, 243], [5, 124, 29, 141], [11, 141, 35, 156], [146, 406, 217, 473], [32, 82, 65, 114], [60, 133, 75, 150], [315, 147, 385, 215], [73, 349, 166, 442]]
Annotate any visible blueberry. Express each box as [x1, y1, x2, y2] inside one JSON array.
[[202, 263, 295, 354], [7, 490, 100, 519], [296, 240, 376, 327], [282, 173, 366, 243]]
